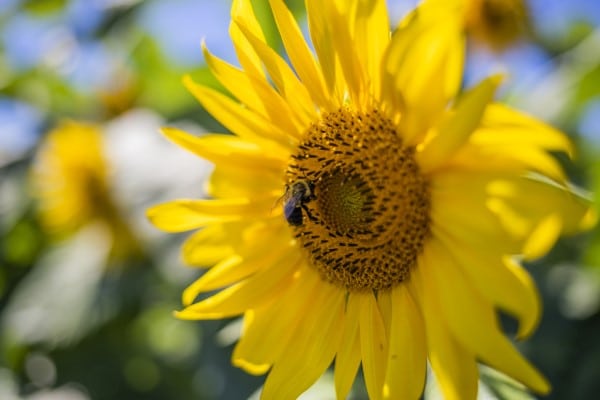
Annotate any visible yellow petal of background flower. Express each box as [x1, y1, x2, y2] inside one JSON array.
[[334, 293, 362, 400], [359, 292, 388, 400], [261, 283, 344, 399], [383, 286, 426, 400], [417, 75, 501, 173], [426, 238, 551, 394]]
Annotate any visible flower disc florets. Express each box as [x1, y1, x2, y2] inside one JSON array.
[[287, 108, 431, 291]]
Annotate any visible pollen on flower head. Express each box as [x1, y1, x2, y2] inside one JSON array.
[[286, 108, 431, 291]]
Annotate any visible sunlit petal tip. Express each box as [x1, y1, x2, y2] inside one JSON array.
[[487, 72, 505, 87], [469, 73, 503, 100], [418, 74, 502, 172], [537, 377, 552, 395], [159, 127, 218, 162], [146, 202, 194, 232], [230, 0, 245, 18], [521, 213, 563, 261], [232, 358, 271, 376], [182, 74, 197, 92], [182, 284, 201, 307], [503, 257, 542, 340], [160, 126, 188, 143], [200, 39, 216, 59], [515, 311, 541, 341], [146, 201, 213, 232], [173, 308, 224, 320], [526, 370, 552, 395], [172, 309, 196, 320]]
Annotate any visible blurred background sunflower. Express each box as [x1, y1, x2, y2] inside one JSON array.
[[1, 0, 600, 399]]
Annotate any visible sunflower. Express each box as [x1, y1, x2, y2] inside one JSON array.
[[463, 0, 530, 51], [31, 120, 140, 260], [147, 0, 593, 398]]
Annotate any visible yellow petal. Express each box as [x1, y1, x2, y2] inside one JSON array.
[[175, 247, 300, 319], [321, 0, 368, 106], [426, 238, 551, 394], [207, 163, 283, 199], [182, 227, 291, 302], [233, 18, 317, 126], [182, 255, 241, 305], [412, 250, 478, 400], [383, 286, 427, 400], [376, 289, 392, 339], [161, 127, 287, 170], [334, 292, 362, 400], [147, 197, 279, 233], [486, 176, 593, 238], [353, 0, 390, 100], [433, 225, 541, 339], [381, 4, 464, 142], [359, 292, 388, 400], [431, 169, 594, 256], [269, 0, 331, 109], [232, 267, 322, 374], [261, 282, 345, 399], [431, 172, 521, 254], [230, 0, 267, 78], [202, 44, 305, 136], [233, 310, 271, 375], [182, 224, 238, 266], [183, 75, 296, 150], [417, 75, 501, 172], [448, 143, 567, 183], [183, 221, 283, 266], [480, 103, 574, 157], [305, 0, 338, 97], [522, 213, 563, 260]]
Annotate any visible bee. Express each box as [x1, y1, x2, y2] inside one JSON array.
[[283, 179, 316, 226]]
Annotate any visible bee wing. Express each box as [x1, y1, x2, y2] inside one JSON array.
[[284, 197, 299, 220]]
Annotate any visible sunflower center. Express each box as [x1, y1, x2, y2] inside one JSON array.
[[286, 108, 431, 291]]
